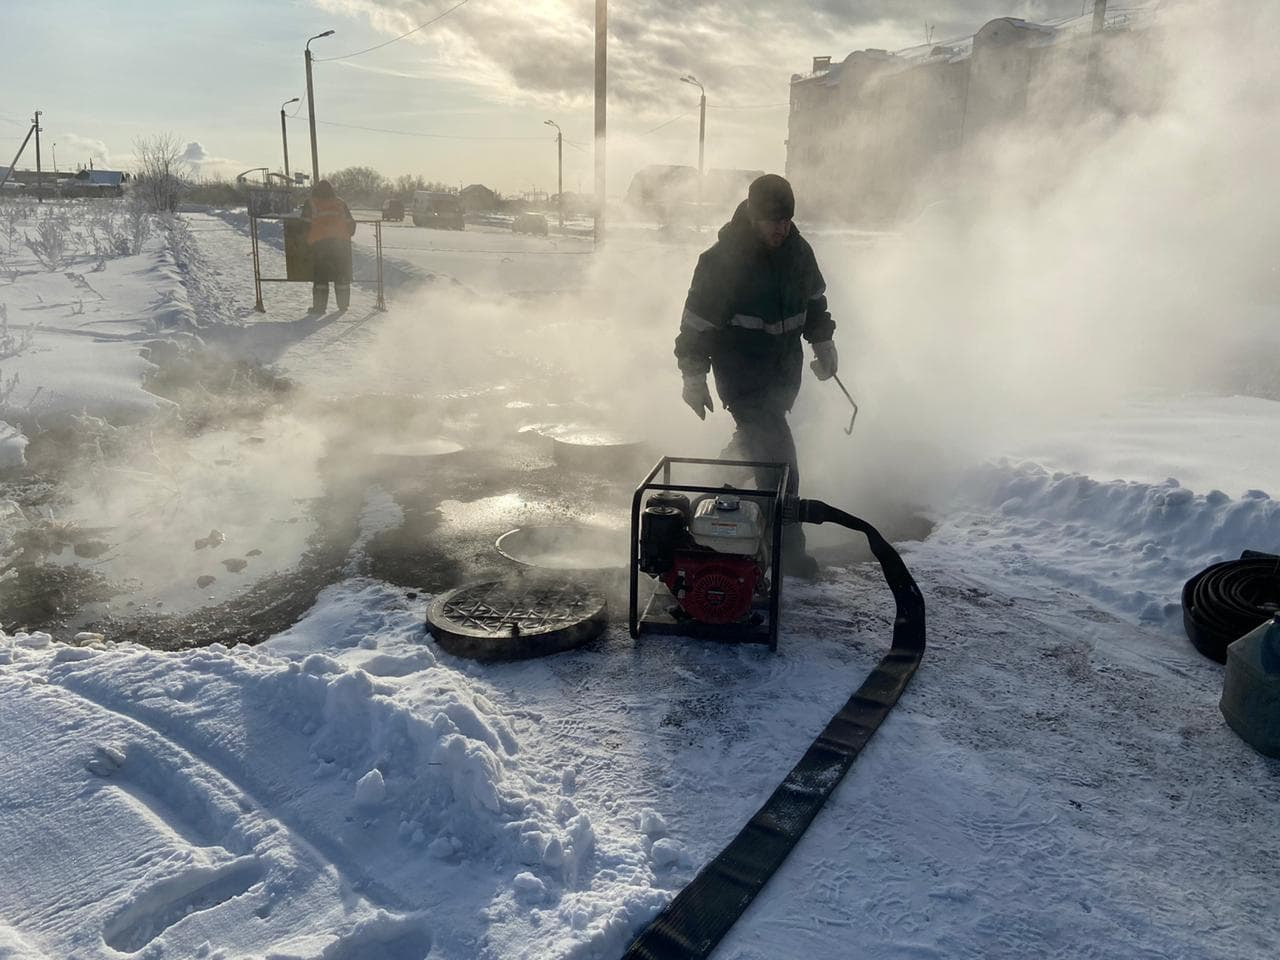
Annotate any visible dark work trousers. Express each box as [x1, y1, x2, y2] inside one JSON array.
[[720, 397, 810, 563], [310, 238, 353, 312]]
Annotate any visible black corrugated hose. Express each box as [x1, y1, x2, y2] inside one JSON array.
[[621, 499, 926, 960], [1182, 550, 1280, 663]]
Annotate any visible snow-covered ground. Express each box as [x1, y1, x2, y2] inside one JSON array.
[[1, 194, 1278, 960]]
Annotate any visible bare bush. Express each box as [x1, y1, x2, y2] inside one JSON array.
[[1, 201, 31, 255], [132, 133, 188, 214], [88, 206, 130, 257], [24, 216, 71, 270], [0, 368, 19, 405], [0, 317, 36, 360], [127, 190, 153, 252]]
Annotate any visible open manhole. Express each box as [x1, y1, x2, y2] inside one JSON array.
[[495, 524, 626, 572], [371, 437, 465, 460], [426, 578, 608, 661], [520, 423, 649, 472]]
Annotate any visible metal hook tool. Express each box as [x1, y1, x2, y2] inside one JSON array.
[[832, 374, 858, 435]]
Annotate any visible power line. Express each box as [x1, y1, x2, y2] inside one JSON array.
[[707, 102, 789, 110], [315, 118, 548, 141], [640, 112, 693, 135], [315, 0, 474, 62]]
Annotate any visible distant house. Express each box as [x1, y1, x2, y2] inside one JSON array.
[[64, 169, 127, 198], [458, 184, 497, 213]]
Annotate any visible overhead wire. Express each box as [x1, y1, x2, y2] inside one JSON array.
[[314, 0, 474, 62], [707, 102, 789, 110], [640, 112, 693, 135], [314, 118, 548, 141]]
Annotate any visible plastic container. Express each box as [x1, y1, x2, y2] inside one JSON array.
[[1220, 613, 1280, 758]]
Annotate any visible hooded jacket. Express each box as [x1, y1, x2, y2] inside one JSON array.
[[675, 201, 834, 409]]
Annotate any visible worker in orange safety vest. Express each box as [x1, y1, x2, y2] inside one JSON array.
[[300, 180, 357, 314]]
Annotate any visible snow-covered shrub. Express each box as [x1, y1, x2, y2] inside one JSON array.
[[132, 133, 187, 214], [24, 216, 71, 270], [127, 191, 153, 253], [0, 319, 34, 361], [0, 201, 30, 255], [0, 368, 17, 405], [88, 206, 130, 258]]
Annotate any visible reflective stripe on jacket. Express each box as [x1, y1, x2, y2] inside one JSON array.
[[303, 197, 355, 244]]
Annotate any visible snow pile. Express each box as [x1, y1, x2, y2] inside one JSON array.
[[0, 581, 667, 958], [0, 200, 198, 428], [923, 459, 1280, 622]]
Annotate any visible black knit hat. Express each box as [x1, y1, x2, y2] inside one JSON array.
[[747, 174, 795, 221]]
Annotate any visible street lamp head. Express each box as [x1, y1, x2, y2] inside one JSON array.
[[306, 29, 335, 49], [284, 97, 300, 105]]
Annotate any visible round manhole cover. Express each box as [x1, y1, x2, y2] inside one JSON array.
[[426, 578, 608, 661]]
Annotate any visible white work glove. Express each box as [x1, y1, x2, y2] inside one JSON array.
[[810, 340, 838, 381], [681, 374, 715, 420]]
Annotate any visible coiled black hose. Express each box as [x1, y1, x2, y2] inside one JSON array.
[[1182, 551, 1280, 663]]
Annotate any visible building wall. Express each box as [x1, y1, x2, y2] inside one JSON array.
[[787, 16, 1163, 223]]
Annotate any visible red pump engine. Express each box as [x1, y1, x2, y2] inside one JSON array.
[[660, 553, 762, 624], [640, 490, 770, 625]]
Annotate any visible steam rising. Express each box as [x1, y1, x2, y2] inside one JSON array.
[[39, 1, 1280, 617]]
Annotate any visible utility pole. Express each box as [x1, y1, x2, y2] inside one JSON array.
[[545, 120, 563, 231], [594, 0, 606, 242], [0, 120, 36, 192], [305, 30, 335, 185], [681, 75, 706, 229], [1087, 0, 1108, 105], [281, 97, 300, 182], [33, 110, 43, 203]]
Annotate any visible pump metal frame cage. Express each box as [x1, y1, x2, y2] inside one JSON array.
[[249, 212, 387, 313], [628, 456, 790, 650]]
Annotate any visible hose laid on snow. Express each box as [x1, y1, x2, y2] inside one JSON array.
[[1182, 551, 1280, 663], [622, 499, 926, 960]]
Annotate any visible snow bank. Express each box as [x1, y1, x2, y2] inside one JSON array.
[[0, 581, 662, 958], [924, 459, 1280, 622]]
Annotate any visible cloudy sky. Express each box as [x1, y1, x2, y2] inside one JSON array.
[[2, 0, 1091, 194]]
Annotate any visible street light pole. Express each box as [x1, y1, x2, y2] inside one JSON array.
[[544, 120, 563, 231], [304, 30, 334, 185], [280, 97, 300, 181], [681, 75, 706, 228], [594, 0, 606, 242]]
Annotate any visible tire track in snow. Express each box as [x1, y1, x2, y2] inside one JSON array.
[[39, 672, 417, 917]]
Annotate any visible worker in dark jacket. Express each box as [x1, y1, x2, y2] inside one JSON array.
[[301, 180, 357, 315], [675, 174, 837, 577]]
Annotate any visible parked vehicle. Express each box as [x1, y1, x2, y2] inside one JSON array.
[[381, 197, 405, 221], [512, 213, 548, 236], [410, 191, 464, 230]]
